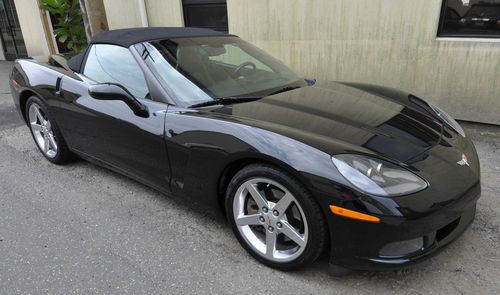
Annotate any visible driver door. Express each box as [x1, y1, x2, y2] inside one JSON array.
[[55, 44, 171, 192]]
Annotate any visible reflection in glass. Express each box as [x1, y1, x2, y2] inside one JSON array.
[[440, 0, 500, 37], [83, 44, 150, 99], [142, 36, 305, 105]]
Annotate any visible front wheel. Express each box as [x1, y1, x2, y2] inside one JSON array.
[[26, 96, 74, 164], [225, 164, 327, 270]]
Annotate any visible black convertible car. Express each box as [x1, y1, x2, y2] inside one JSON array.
[[10, 27, 480, 274]]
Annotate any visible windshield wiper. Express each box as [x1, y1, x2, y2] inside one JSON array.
[[189, 96, 263, 108], [266, 85, 302, 96], [189, 85, 302, 108]]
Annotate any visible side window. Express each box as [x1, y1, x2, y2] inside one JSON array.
[[207, 44, 273, 72], [83, 44, 150, 99]]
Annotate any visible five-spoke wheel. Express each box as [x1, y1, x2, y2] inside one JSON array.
[[233, 178, 308, 262], [226, 164, 327, 270], [28, 103, 58, 158], [26, 96, 74, 164]]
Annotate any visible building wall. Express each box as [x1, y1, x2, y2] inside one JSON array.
[[227, 0, 500, 125], [103, 0, 183, 29], [12, 0, 51, 57], [103, 0, 144, 29], [82, 0, 109, 36], [146, 0, 183, 26]]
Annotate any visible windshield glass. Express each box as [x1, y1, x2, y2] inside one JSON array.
[[138, 36, 305, 105]]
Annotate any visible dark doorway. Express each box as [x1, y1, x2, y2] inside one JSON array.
[[182, 0, 228, 32], [0, 0, 26, 60]]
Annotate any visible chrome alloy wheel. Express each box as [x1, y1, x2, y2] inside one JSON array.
[[28, 103, 58, 158], [233, 178, 309, 262]]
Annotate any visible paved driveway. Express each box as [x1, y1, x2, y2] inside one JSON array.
[[0, 61, 499, 294]]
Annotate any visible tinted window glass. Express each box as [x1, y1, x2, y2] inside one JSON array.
[[83, 44, 149, 99], [439, 0, 500, 37]]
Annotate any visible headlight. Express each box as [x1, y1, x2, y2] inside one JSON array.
[[429, 103, 466, 137], [331, 154, 428, 197]]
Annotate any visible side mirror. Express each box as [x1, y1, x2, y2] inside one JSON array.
[[88, 83, 149, 118], [304, 78, 316, 86]]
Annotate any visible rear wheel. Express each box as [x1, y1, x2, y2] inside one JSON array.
[[26, 96, 74, 164], [226, 164, 327, 270]]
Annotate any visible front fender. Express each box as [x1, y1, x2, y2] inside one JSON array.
[[164, 107, 351, 211], [10, 59, 65, 123]]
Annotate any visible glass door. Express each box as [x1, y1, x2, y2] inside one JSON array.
[[0, 0, 27, 60]]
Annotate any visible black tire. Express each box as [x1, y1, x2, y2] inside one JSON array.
[[225, 163, 328, 270], [25, 96, 75, 164]]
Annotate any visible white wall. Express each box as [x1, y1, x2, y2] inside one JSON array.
[[103, 0, 144, 29], [13, 0, 51, 57], [103, 0, 184, 30], [146, 0, 183, 27]]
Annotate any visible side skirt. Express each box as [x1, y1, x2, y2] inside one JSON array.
[[70, 148, 172, 197]]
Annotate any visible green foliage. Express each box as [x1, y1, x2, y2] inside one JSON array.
[[40, 0, 87, 53]]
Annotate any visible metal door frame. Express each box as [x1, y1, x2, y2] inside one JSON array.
[[0, 0, 26, 60]]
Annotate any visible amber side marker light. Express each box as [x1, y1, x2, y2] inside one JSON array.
[[329, 205, 380, 223]]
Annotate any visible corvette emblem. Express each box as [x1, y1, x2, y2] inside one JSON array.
[[457, 154, 470, 167]]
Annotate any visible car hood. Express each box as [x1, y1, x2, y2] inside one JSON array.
[[216, 81, 444, 164]]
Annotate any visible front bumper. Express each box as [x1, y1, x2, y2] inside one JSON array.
[[327, 183, 480, 271]]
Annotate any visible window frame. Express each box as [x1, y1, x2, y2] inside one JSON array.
[[133, 41, 212, 107], [437, 0, 500, 39]]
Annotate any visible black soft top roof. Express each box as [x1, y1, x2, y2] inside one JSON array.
[[91, 27, 230, 47], [68, 27, 232, 72]]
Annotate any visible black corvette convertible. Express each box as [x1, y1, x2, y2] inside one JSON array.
[[9, 27, 480, 274]]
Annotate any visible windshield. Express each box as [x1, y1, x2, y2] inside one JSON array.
[[137, 36, 305, 105]]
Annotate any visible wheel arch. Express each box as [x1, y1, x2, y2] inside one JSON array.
[[18, 89, 41, 123], [217, 154, 317, 217]]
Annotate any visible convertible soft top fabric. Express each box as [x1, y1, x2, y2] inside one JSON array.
[[91, 27, 230, 47], [68, 27, 231, 72]]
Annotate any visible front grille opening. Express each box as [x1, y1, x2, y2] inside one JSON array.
[[436, 217, 461, 242], [379, 237, 424, 258]]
